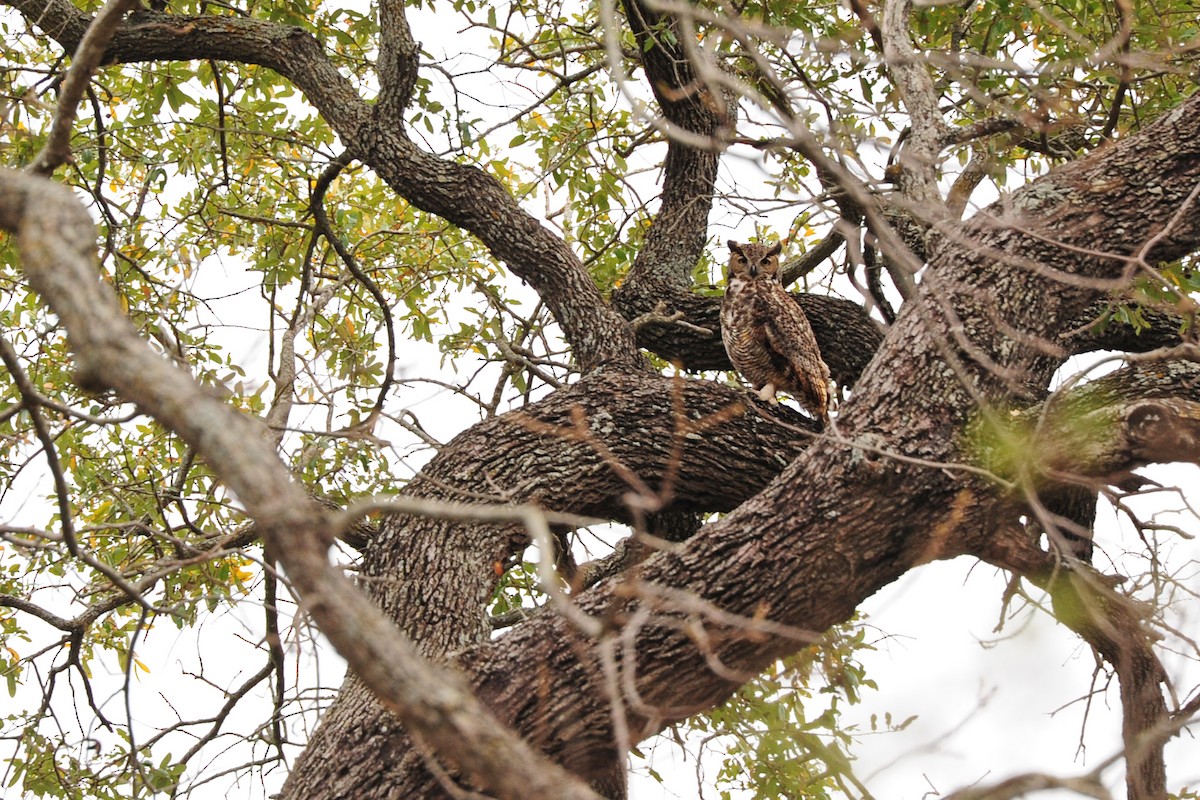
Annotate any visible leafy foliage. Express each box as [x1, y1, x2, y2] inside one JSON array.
[[0, 0, 1197, 796], [682, 621, 887, 800]]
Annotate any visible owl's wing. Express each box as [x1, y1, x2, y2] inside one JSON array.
[[757, 290, 821, 367], [757, 289, 831, 415]]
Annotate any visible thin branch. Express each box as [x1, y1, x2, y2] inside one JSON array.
[[0, 167, 606, 800], [309, 154, 399, 432], [27, 0, 139, 175], [779, 229, 845, 289], [941, 770, 1111, 800], [0, 335, 163, 612]]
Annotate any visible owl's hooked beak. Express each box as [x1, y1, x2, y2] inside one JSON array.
[[748, 264, 759, 278]]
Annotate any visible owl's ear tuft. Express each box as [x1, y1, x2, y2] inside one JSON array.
[[766, 241, 782, 257], [727, 240, 743, 256]]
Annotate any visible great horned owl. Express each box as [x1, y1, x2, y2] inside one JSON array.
[[720, 240, 832, 421]]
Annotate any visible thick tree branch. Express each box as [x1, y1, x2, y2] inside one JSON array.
[[1030, 361, 1200, 483], [880, 0, 951, 211], [375, 0, 421, 120], [3, 0, 642, 374], [609, 2, 923, 355], [611, 0, 733, 294], [13, 3, 1200, 797], [283, 91, 1200, 798], [0, 166, 605, 800], [1065, 305, 1189, 355], [624, 288, 884, 390], [363, 131, 643, 373], [283, 372, 820, 797], [936, 364, 1190, 800], [608, 0, 739, 379], [338, 88, 1200, 797]]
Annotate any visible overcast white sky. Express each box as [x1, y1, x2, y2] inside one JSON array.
[[2, 4, 1198, 799]]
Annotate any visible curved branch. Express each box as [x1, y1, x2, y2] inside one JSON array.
[[28, 0, 139, 175], [5, 0, 642, 374], [312, 87, 1200, 797], [366, 131, 642, 373], [627, 289, 884, 390], [309, 154, 398, 429], [0, 166, 605, 800], [611, 0, 734, 324]]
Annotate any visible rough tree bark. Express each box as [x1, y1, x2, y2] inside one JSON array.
[[282, 89, 1200, 798], [4, 1, 1200, 799]]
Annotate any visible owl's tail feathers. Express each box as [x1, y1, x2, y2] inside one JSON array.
[[799, 377, 831, 426]]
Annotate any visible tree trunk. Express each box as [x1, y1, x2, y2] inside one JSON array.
[[5, 1, 1198, 797], [282, 92, 1200, 798]]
